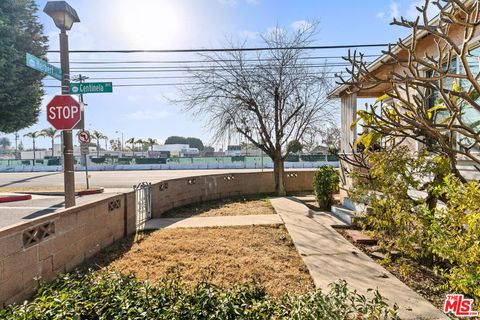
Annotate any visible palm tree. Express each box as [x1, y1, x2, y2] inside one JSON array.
[[91, 130, 107, 157], [0, 137, 10, 151], [23, 131, 41, 164], [40, 127, 59, 157], [145, 138, 157, 151], [135, 139, 144, 156], [126, 137, 135, 156]]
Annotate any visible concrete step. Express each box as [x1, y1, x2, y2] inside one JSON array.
[[330, 205, 355, 225]]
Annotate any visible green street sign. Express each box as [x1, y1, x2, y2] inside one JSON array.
[[69, 82, 113, 94], [25, 53, 62, 80]]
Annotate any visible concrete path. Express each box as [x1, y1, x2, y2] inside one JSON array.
[[144, 214, 283, 230], [270, 197, 448, 320]]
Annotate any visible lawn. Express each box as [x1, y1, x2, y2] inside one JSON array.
[[90, 225, 313, 297], [161, 195, 275, 218]]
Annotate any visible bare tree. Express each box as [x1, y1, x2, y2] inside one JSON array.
[[338, 0, 480, 180], [179, 23, 334, 195]]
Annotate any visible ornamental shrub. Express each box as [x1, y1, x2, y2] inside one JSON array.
[[428, 175, 480, 304], [313, 165, 339, 210], [0, 270, 399, 319]]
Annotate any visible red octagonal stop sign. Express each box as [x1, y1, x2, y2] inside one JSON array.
[[46, 95, 81, 130]]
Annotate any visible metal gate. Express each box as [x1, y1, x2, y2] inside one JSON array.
[[133, 182, 152, 232]]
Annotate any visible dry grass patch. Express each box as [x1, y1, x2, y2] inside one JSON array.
[[162, 195, 275, 218], [91, 225, 313, 297]]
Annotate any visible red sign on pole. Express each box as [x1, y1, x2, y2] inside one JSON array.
[[46, 95, 81, 130]]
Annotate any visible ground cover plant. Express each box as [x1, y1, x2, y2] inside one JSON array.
[[0, 270, 399, 319]]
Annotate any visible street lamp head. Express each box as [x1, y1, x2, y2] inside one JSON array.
[[44, 1, 80, 31]]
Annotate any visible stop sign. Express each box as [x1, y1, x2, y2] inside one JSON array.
[[46, 95, 81, 130]]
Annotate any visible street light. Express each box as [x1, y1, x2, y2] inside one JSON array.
[[44, 1, 80, 208]]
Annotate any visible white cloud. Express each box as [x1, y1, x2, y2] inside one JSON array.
[[406, 1, 440, 20], [239, 30, 259, 39], [123, 109, 170, 120], [245, 0, 260, 5], [291, 20, 312, 32], [376, 12, 386, 19]]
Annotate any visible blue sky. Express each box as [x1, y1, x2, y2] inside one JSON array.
[[14, 0, 430, 149]]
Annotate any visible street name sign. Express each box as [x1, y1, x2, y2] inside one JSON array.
[[69, 82, 113, 94], [46, 95, 81, 130], [25, 53, 62, 80]]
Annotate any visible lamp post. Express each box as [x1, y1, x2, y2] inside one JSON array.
[[44, 1, 80, 208], [115, 131, 124, 157]]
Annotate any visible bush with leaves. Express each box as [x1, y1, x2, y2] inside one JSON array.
[[313, 165, 340, 210], [0, 270, 399, 319], [428, 175, 480, 303], [350, 147, 479, 303]]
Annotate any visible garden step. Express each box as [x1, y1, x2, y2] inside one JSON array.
[[343, 229, 378, 245], [330, 205, 355, 225]]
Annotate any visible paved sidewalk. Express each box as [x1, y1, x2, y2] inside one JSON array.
[[270, 197, 448, 320], [144, 214, 283, 230]]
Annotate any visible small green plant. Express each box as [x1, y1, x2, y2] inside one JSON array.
[[0, 270, 399, 319], [313, 165, 339, 210]]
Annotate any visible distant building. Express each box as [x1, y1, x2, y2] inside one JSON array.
[[152, 144, 199, 157], [225, 145, 241, 156]]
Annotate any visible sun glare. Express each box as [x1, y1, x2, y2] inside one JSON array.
[[115, 0, 184, 48]]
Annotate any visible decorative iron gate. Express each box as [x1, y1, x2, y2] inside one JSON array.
[[133, 182, 152, 231]]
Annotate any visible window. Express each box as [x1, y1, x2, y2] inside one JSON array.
[[427, 48, 480, 153]]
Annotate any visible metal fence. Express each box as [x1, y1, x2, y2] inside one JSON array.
[[133, 182, 152, 233]]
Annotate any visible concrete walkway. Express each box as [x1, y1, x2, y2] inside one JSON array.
[[270, 197, 448, 320], [144, 214, 283, 230]]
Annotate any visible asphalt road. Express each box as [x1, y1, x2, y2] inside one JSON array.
[[0, 169, 284, 229], [0, 169, 266, 189]]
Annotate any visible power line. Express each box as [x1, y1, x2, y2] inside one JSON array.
[[46, 43, 389, 54], [49, 54, 381, 65], [44, 77, 341, 88]]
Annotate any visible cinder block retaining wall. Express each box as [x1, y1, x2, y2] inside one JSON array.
[[151, 171, 315, 217], [0, 170, 315, 307]]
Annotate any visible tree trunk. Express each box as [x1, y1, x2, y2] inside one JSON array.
[[51, 138, 54, 157], [273, 154, 286, 196]]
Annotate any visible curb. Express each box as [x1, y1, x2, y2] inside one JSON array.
[[0, 194, 32, 203], [77, 188, 104, 196], [5, 188, 105, 197]]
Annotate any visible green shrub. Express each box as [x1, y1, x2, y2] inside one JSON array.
[[351, 147, 479, 304], [313, 165, 339, 210], [0, 270, 399, 319], [428, 175, 480, 303]]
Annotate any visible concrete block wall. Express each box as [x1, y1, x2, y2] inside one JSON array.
[[0, 170, 315, 307], [0, 192, 136, 307], [151, 171, 315, 218]]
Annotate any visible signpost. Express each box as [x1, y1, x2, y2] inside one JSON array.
[[78, 130, 90, 189], [25, 53, 62, 80], [46, 95, 81, 130], [70, 82, 113, 94]]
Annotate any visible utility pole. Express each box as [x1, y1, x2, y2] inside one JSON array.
[[72, 74, 90, 189]]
